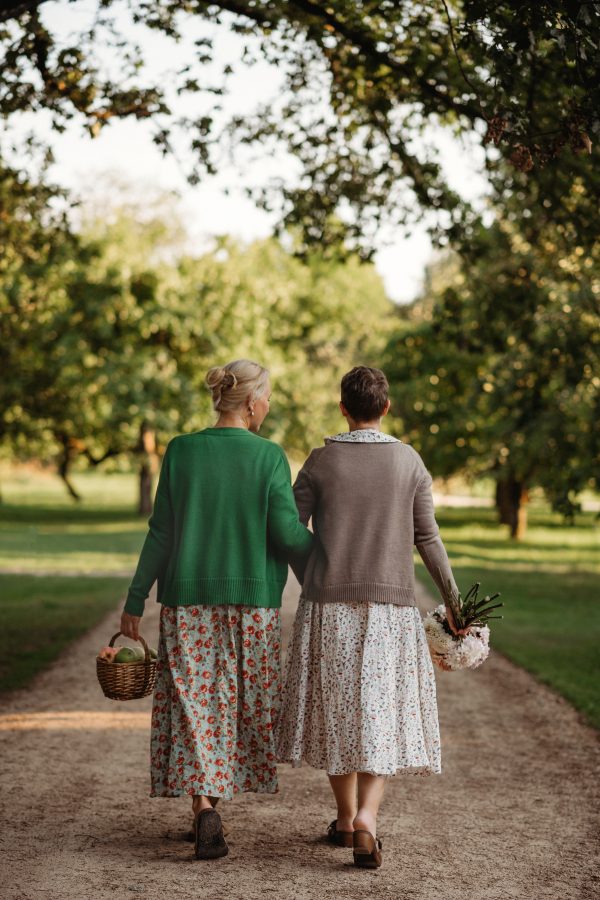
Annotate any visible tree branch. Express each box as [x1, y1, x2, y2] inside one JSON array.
[[287, 0, 482, 119], [82, 447, 121, 466], [205, 0, 483, 121], [440, 0, 483, 102]]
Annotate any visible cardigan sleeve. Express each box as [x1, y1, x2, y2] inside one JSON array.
[[123, 442, 174, 616], [292, 452, 317, 526], [267, 452, 314, 562], [413, 467, 459, 602]]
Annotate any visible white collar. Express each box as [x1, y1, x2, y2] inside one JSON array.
[[324, 428, 400, 444]]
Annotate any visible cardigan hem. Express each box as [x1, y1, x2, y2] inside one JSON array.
[[124, 576, 287, 616], [300, 582, 417, 606], [157, 594, 285, 609]]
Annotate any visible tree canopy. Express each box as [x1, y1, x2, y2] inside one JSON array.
[[2, 2, 598, 527], [1, 1, 598, 255], [0, 161, 394, 502], [386, 197, 600, 536]]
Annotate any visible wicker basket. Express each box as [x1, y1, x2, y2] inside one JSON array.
[[96, 631, 157, 701]]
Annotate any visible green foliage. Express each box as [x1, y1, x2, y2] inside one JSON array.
[[0, 157, 76, 453], [173, 236, 394, 455], [386, 202, 600, 513], [0, 169, 197, 469], [0, 162, 394, 481], [442, 579, 503, 632], [1, 1, 598, 255]]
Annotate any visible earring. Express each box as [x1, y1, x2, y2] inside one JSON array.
[[249, 408, 254, 416]]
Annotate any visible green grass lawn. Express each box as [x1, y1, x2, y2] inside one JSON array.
[[0, 467, 140, 509], [0, 471, 147, 573], [0, 505, 149, 574], [1, 467, 599, 730], [0, 470, 146, 693], [0, 574, 131, 693], [417, 505, 600, 730]]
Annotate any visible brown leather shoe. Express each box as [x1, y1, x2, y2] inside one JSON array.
[[185, 797, 225, 841], [352, 829, 383, 868], [185, 818, 230, 841], [326, 819, 354, 848], [194, 808, 229, 860]]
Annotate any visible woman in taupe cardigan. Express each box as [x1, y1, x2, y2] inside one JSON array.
[[276, 366, 462, 870]]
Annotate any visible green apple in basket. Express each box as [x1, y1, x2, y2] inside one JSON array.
[[134, 646, 158, 660], [113, 647, 141, 664]]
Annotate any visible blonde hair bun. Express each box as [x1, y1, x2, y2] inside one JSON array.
[[205, 359, 269, 413], [205, 366, 237, 391]]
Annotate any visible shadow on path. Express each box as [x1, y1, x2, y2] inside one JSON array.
[[0, 575, 598, 899]]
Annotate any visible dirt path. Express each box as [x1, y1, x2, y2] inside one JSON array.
[[1, 576, 598, 900]]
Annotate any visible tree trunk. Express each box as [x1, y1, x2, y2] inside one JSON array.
[[58, 436, 82, 502], [137, 421, 157, 516], [495, 480, 512, 525], [497, 475, 528, 539], [512, 484, 529, 539]]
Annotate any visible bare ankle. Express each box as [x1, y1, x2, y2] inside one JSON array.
[[336, 814, 355, 832], [354, 810, 377, 837], [192, 795, 213, 814]]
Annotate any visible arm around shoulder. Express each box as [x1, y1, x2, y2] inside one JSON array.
[[267, 450, 314, 561], [292, 450, 318, 526]]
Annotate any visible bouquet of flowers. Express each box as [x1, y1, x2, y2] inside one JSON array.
[[423, 573, 504, 671]]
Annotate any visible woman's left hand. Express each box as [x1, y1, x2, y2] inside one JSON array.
[[121, 611, 142, 641], [445, 604, 471, 637]]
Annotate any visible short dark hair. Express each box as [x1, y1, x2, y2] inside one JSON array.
[[341, 366, 389, 421]]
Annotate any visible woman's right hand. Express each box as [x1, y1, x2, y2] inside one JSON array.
[[120, 611, 141, 641]]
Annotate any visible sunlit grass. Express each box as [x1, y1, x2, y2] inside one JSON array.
[[0, 471, 147, 693], [1, 467, 599, 727], [0, 574, 130, 693], [0, 466, 140, 509], [0, 507, 147, 574], [0, 469, 147, 573], [417, 505, 600, 730]]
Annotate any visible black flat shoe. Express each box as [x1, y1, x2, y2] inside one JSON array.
[[185, 797, 222, 841], [194, 808, 229, 860], [184, 819, 230, 841]]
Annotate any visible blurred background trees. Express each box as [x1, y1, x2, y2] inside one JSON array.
[[0, 162, 394, 511], [0, 1, 598, 537], [385, 190, 600, 537], [1, 1, 598, 255]]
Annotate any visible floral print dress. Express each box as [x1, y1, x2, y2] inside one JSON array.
[[275, 428, 442, 777], [150, 604, 281, 800]]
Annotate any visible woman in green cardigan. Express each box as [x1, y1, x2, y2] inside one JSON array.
[[120, 359, 313, 860]]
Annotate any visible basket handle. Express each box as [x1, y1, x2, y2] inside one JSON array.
[[108, 631, 151, 661]]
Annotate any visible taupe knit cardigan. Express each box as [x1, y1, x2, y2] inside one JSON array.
[[293, 432, 458, 606]]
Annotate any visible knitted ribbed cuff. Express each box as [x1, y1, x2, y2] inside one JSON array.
[[123, 594, 145, 617]]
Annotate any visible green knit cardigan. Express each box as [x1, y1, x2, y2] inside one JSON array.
[[123, 428, 314, 616]]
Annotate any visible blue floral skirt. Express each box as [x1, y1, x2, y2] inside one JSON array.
[[150, 604, 281, 800]]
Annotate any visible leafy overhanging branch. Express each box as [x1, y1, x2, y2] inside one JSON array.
[[0, 1, 598, 255]]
